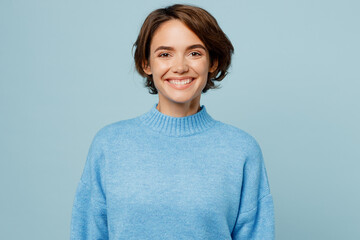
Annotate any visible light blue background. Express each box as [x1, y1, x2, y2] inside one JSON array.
[[1, 0, 359, 239]]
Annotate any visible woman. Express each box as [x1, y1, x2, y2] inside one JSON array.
[[71, 4, 274, 239]]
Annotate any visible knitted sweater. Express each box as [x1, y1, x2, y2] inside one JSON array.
[[70, 103, 275, 239]]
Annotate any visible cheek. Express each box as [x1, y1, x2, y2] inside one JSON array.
[[192, 59, 211, 76], [150, 59, 171, 77]]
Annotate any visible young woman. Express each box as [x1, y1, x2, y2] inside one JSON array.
[[71, 4, 274, 239]]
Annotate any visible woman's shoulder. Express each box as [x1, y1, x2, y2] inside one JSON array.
[[213, 120, 262, 153], [90, 117, 141, 145]]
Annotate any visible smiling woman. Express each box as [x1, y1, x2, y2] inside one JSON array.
[[70, 4, 275, 240], [134, 4, 233, 117], [142, 19, 216, 116]]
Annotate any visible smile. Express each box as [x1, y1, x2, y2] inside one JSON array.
[[167, 78, 194, 85], [165, 77, 195, 90]]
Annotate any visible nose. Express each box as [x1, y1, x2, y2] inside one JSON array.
[[171, 56, 189, 74]]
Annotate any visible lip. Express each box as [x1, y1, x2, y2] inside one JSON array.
[[165, 77, 194, 81], [165, 77, 196, 90]]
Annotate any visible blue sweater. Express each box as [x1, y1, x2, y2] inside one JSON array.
[[70, 103, 274, 239]]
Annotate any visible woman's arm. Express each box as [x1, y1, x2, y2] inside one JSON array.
[[70, 132, 108, 239], [231, 142, 275, 240]]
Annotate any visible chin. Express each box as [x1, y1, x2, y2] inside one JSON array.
[[170, 99, 193, 104]]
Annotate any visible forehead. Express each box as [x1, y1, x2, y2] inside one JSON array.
[[150, 19, 205, 49]]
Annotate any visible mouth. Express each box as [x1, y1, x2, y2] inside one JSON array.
[[166, 78, 194, 85], [165, 77, 195, 90]]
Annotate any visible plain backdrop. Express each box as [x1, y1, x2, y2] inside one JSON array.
[[1, 0, 359, 239]]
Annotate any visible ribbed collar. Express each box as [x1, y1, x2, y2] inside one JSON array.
[[138, 103, 217, 137]]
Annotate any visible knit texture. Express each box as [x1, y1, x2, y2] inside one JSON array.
[[70, 103, 275, 239]]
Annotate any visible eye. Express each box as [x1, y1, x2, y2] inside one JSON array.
[[190, 51, 202, 57], [159, 52, 170, 57]]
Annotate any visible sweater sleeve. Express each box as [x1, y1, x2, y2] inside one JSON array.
[[70, 132, 108, 240], [231, 141, 275, 240]]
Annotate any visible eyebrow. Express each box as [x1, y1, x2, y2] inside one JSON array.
[[154, 44, 207, 53]]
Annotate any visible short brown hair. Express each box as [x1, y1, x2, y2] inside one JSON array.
[[133, 4, 234, 94]]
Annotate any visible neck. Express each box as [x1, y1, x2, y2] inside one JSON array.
[[156, 97, 201, 117], [138, 102, 216, 137]]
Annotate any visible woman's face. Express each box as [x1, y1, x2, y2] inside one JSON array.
[[144, 19, 216, 107]]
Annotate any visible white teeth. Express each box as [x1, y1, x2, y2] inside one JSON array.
[[168, 78, 193, 85]]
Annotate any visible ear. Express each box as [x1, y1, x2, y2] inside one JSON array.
[[143, 60, 152, 75], [209, 59, 218, 73]]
